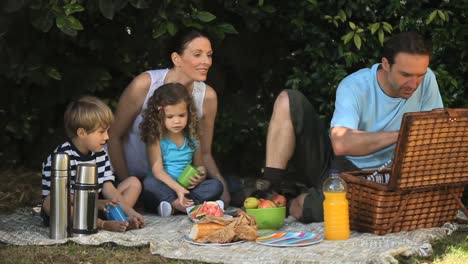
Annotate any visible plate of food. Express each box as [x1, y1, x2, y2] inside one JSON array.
[[183, 233, 244, 246], [186, 201, 230, 222], [256, 232, 323, 247]]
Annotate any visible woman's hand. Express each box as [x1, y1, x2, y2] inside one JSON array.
[[188, 166, 206, 189]]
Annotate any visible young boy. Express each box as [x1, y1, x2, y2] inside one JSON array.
[[41, 96, 144, 232]]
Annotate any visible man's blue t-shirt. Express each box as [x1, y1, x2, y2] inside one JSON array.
[[330, 63, 443, 169]]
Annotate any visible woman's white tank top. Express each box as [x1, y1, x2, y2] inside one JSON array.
[[123, 69, 206, 177]]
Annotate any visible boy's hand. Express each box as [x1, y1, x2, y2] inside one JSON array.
[[188, 166, 206, 189], [97, 199, 118, 212]]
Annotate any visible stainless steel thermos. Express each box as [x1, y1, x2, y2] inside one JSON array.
[[72, 163, 99, 237], [50, 152, 71, 239]]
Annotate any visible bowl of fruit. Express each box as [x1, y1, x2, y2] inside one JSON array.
[[244, 195, 286, 230]]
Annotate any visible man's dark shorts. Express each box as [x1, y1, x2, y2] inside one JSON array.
[[286, 89, 358, 223]]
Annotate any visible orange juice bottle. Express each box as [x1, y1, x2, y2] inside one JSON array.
[[323, 170, 350, 240]]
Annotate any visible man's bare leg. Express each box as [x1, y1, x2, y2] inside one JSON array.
[[265, 91, 307, 220], [266, 90, 295, 169]]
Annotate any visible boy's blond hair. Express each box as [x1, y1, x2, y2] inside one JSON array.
[[64, 96, 114, 138]]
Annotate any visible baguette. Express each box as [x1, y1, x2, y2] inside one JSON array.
[[188, 223, 225, 240]]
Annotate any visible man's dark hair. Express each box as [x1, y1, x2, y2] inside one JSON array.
[[382, 32, 432, 65]]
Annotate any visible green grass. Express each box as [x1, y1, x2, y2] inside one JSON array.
[[396, 229, 468, 264], [0, 242, 203, 263]]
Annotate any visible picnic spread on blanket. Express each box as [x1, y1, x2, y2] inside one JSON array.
[[0, 207, 466, 264]]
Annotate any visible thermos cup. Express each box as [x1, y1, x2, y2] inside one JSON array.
[[50, 152, 71, 239], [105, 203, 128, 222], [72, 163, 99, 237]]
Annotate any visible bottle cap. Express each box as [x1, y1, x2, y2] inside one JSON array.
[[51, 152, 70, 172], [76, 164, 98, 185]]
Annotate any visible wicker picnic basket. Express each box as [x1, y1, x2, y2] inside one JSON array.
[[340, 108, 468, 235]]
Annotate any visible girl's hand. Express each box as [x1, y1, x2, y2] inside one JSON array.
[[188, 166, 206, 189], [176, 188, 194, 208]]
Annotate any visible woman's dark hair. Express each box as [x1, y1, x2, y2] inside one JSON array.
[[382, 31, 432, 65], [165, 29, 211, 62], [140, 83, 199, 148]]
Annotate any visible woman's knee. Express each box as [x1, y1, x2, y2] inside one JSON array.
[[127, 176, 142, 192], [213, 179, 224, 196]]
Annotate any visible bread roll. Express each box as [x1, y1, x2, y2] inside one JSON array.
[[188, 223, 225, 240]]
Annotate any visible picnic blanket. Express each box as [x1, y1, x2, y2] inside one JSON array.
[[0, 207, 464, 263]]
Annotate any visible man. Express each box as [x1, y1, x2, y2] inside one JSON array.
[[260, 31, 443, 223]]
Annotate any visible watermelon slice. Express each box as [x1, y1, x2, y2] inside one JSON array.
[[189, 201, 224, 220]]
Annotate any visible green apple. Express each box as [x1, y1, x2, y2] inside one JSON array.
[[244, 197, 260, 209]]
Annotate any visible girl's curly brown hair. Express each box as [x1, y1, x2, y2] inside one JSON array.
[[140, 82, 199, 149]]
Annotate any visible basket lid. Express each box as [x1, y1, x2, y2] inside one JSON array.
[[389, 108, 468, 190]]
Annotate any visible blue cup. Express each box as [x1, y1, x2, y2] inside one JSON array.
[[104, 204, 128, 222]]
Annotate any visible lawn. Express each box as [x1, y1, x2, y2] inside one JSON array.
[[0, 168, 466, 263]]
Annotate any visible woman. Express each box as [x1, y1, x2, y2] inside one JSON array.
[[107, 29, 230, 206]]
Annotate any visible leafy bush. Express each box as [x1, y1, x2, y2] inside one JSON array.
[[1, 0, 466, 175]]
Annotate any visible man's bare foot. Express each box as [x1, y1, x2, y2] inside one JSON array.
[[289, 193, 307, 220], [100, 220, 128, 232]]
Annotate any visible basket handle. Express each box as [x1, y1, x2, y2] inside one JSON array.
[[445, 108, 461, 121], [448, 188, 468, 218]]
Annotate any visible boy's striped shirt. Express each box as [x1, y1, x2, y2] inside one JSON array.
[[41, 140, 115, 198]]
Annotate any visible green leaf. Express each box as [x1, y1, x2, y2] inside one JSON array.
[[218, 23, 238, 34], [56, 15, 81, 36], [353, 34, 361, 50], [196, 11, 216, 22], [167, 21, 177, 36], [342, 32, 354, 44], [338, 9, 346, 22], [129, 0, 149, 9], [152, 22, 167, 39], [99, 0, 114, 20], [349, 21, 356, 30], [382, 22, 392, 33], [47, 67, 62, 80], [437, 10, 446, 21], [65, 16, 84, 30], [378, 28, 384, 46], [426, 10, 437, 25], [370, 23, 380, 34], [356, 28, 364, 33], [182, 20, 204, 30], [64, 3, 85, 16], [258, 0, 264, 6]]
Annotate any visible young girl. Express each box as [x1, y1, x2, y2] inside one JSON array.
[[140, 83, 223, 216]]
